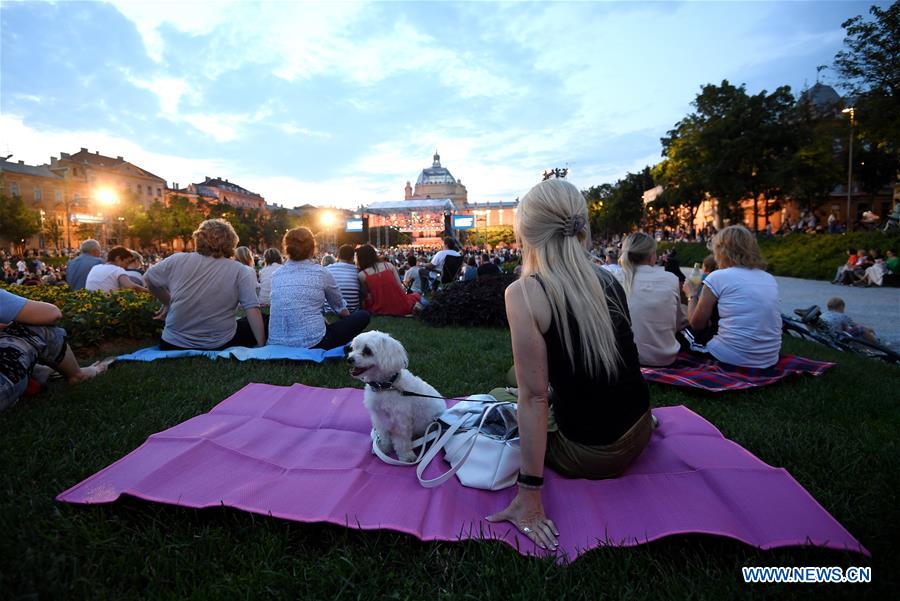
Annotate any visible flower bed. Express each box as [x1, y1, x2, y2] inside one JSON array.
[[0, 284, 162, 348]]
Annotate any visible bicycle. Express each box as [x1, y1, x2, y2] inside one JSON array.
[[782, 306, 900, 365]]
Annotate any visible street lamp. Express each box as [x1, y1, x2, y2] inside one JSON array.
[[841, 106, 855, 231], [319, 210, 336, 249]]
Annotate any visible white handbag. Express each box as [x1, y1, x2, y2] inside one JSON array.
[[415, 397, 520, 491]]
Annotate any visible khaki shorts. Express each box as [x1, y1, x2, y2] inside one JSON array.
[[488, 386, 651, 480], [545, 409, 652, 479]]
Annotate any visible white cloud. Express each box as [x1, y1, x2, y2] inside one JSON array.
[[0, 113, 398, 209], [279, 124, 332, 140], [107, 0, 241, 62], [0, 113, 229, 188], [108, 1, 515, 99], [122, 71, 193, 116]]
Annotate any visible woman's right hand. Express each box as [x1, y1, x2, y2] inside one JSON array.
[[682, 279, 699, 300], [153, 305, 169, 321], [486, 487, 559, 549]]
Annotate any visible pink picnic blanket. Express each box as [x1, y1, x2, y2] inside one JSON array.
[[57, 383, 867, 562]]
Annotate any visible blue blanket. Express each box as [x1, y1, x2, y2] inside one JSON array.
[[116, 344, 346, 363]]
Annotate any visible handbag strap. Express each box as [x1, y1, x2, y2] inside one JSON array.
[[416, 401, 513, 488], [370, 421, 443, 466]]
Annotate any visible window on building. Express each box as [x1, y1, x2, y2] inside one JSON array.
[[10, 182, 19, 196], [156, 187, 161, 196], [34, 187, 42, 200], [73, 192, 80, 202], [55, 190, 62, 202], [147, 186, 152, 196]]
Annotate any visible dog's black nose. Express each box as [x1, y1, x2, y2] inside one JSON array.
[[347, 355, 355, 365]]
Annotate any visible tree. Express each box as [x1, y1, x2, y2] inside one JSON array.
[[781, 98, 844, 211], [127, 201, 172, 248], [42, 215, 64, 251], [834, 2, 900, 145], [651, 153, 707, 230], [166, 196, 204, 248], [0, 194, 41, 251], [468, 225, 515, 248], [660, 80, 797, 231], [834, 2, 900, 196], [584, 168, 653, 239]]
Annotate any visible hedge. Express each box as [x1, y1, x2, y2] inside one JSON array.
[[660, 231, 900, 280], [0, 284, 162, 348]]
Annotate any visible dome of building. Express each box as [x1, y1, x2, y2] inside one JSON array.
[[799, 82, 841, 110], [416, 151, 457, 186]]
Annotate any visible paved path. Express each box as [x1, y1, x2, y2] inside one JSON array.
[[681, 269, 900, 349]]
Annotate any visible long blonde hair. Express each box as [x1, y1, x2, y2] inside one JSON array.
[[516, 179, 622, 379], [619, 232, 656, 295], [234, 246, 254, 267]]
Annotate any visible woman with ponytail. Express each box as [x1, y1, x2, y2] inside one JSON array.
[[486, 179, 651, 550], [617, 232, 686, 366]]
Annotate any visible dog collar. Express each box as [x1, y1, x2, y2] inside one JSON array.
[[368, 373, 399, 391]]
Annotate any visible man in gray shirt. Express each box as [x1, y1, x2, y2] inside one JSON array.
[[65, 240, 103, 290]]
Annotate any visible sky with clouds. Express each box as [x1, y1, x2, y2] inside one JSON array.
[[0, 0, 884, 209]]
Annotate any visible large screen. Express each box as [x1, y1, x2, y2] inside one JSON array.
[[452, 215, 475, 229], [345, 218, 364, 232]]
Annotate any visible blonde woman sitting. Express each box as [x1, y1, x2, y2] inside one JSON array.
[[683, 225, 781, 368], [617, 232, 686, 366], [486, 179, 651, 550]]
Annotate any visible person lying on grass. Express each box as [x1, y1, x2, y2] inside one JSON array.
[[1, 288, 111, 412], [486, 179, 651, 550]]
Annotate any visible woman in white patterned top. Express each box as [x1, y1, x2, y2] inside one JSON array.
[[268, 228, 370, 349]]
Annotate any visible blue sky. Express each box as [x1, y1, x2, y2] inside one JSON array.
[[0, 1, 884, 209]]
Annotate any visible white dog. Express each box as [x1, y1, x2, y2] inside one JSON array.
[[347, 331, 446, 462]]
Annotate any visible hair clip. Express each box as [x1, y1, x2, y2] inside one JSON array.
[[562, 214, 586, 237]]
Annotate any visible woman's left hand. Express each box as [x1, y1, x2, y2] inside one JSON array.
[[486, 487, 559, 549]]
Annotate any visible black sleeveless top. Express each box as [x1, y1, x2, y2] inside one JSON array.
[[534, 270, 649, 445]]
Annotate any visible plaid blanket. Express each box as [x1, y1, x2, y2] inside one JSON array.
[[641, 352, 835, 392]]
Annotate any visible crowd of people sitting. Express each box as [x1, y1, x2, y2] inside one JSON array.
[[2, 178, 895, 548], [831, 247, 899, 287]]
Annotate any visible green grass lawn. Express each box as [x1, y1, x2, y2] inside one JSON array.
[[1, 317, 898, 599]]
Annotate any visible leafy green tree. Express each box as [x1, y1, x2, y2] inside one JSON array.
[[835, 2, 900, 147], [42, 215, 64, 251], [468, 225, 515, 248], [781, 98, 844, 211], [585, 168, 653, 238], [834, 2, 900, 204], [167, 196, 204, 248], [127, 201, 172, 248], [661, 80, 797, 230], [651, 155, 707, 230], [0, 194, 41, 250]]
